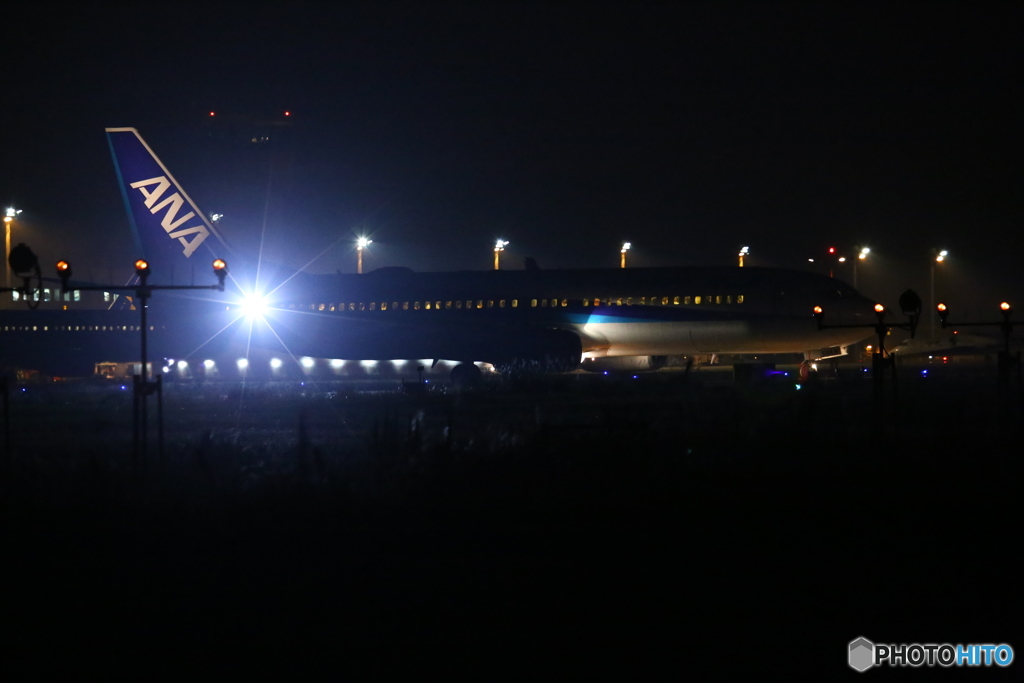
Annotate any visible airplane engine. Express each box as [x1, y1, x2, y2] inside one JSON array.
[[580, 355, 668, 373]]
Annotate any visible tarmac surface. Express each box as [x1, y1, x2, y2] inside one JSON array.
[[3, 361, 1020, 677]]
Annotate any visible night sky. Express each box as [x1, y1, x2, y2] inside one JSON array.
[[3, 2, 1022, 314]]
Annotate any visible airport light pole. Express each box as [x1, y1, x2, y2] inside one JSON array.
[[494, 239, 508, 270], [5, 207, 23, 300], [930, 249, 948, 339], [937, 301, 1021, 403], [738, 246, 749, 267], [814, 290, 921, 418], [2, 242, 42, 459], [853, 247, 869, 289], [357, 237, 372, 274], [620, 242, 631, 269], [56, 257, 229, 461]]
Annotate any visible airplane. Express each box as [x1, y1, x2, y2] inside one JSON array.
[[0, 128, 877, 383]]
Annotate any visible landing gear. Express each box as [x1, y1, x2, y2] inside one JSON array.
[[450, 362, 482, 391]]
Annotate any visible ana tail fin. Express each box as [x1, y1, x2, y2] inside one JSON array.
[[106, 128, 232, 276]]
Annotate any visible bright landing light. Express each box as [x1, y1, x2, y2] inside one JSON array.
[[240, 293, 268, 318]]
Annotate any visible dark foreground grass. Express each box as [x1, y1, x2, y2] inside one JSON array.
[[2, 372, 1021, 677]]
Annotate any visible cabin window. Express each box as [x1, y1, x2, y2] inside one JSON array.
[[476, 300, 483, 309], [424, 302, 430, 310], [456, 300, 463, 309], [626, 297, 633, 306], [499, 300, 506, 308], [541, 299, 548, 307], [346, 303, 353, 311], [359, 302, 366, 311], [531, 299, 538, 307], [512, 299, 518, 308], [381, 302, 388, 311], [737, 295, 745, 304], [561, 299, 567, 307], [465, 300, 472, 309], [318, 303, 325, 311], [726, 295, 732, 304], [487, 300, 494, 308], [370, 302, 377, 311], [662, 296, 669, 305], [694, 296, 701, 304], [706, 295, 712, 304], [715, 295, 721, 304], [403, 302, 409, 310], [593, 298, 600, 306], [583, 298, 589, 306], [414, 302, 420, 310], [435, 301, 441, 310], [446, 301, 452, 309]]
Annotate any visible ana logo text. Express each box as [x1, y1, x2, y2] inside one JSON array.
[[129, 176, 209, 257]]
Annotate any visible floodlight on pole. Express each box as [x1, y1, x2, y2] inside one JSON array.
[[738, 246, 749, 267], [930, 249, 949, 338], [494, 239, 509, 270], [620, 242, 631, 269], [5, 207, 22, 296], [853, 247, 870, 288], [356, 237, 372, 274]]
